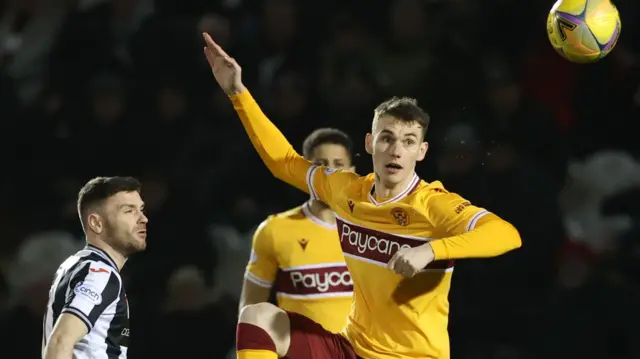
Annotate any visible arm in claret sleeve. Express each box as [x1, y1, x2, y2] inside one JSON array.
[[229, 91, 312, 193]]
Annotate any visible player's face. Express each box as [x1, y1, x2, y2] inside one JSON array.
[[309, 143, 354, 172], [365, 115, 428, 187], [103, 191, 148, 255]]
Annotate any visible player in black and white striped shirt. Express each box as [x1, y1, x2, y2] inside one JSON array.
[[43, 176, 148, 359]]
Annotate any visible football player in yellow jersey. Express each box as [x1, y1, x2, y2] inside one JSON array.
[[203, 34, 522, 359], [240, 128, 355, 333]]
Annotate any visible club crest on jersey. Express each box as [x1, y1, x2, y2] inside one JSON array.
[[298, 238, 309, 250], [391, 207, 410, 226], [347, 200, 355, 213]]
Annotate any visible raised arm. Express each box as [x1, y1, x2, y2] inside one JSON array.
[[202, 33, 311, 193]]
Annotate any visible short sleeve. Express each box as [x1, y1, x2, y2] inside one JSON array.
[[245, 220, 278, 288], [306, 166, 357, 205], [62, 261, 121, 332], [425, 185, 492, 236]]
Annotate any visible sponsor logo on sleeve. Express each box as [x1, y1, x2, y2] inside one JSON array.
[[74, 281, 102, 305], [454, 201, 471, 214]]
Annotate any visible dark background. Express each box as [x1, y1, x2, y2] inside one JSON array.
[[1, 0, 640, 358]]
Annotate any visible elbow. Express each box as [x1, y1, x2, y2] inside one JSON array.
[[43, 336, 73, 359], [502, 220, 522, 253]]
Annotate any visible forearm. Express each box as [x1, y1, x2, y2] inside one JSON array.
[[229, 90, 310, 192], [430, 218, 522, 260]]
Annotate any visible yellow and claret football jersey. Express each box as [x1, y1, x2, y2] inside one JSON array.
[[245, 202, 353, 333], [231, 91, 520, 359], [308, 169, 489, 359]]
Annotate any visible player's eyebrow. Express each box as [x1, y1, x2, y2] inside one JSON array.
[[404, 133, 419, 138], [379, 129, 396, 136], [119, 203, 143, 210]]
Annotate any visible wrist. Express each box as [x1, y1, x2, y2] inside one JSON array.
[[227, 84, 247, 96], [427, 240, 447, 261]]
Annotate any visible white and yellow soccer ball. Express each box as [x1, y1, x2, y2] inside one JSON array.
[[546, 0, 621, 63]]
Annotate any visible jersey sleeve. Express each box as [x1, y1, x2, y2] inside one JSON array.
[[62, 261, 121, 332], [245, 220, 278, 288], [424, 184, 492, 236], [424, 182, 522, 260], [306, 166, 358, 205], [230, 91, 313, 193]]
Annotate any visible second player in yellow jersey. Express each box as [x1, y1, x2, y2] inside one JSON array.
[[240, 129, 356, 333]]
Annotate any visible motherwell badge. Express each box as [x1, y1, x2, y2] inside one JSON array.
[[391, 207, 410, 226]]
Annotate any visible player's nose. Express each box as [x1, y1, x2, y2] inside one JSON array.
[[139, 213, 149, 224], [388, 143, 402, 158]]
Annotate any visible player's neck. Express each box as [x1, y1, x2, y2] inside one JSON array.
[[307, 199, 336, 225], [86, 237, 127, 270], [374, 172, 416, 202]]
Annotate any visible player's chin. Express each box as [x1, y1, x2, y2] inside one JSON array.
[[131, 233, 147, 250], [380, 168, 407, 184]]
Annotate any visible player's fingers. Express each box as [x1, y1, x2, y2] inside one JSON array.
[[393, 259, 408, 275], [202, 32, 229, 58], [204, 47, 215, 67], [388, 249, 407, 270], [387, 252, 400, 270]]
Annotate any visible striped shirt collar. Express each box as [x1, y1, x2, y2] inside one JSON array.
[[86, 244, 118, 270], [301, 201, 337, 230], [368, 173, 420, 206]]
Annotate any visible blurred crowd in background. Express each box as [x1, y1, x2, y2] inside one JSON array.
[[1, 0, 640, 358]]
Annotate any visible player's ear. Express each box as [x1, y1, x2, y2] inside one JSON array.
[[88, 213, 104, 234], [365, 133, 374, 155], [417, 141, 428, 161]]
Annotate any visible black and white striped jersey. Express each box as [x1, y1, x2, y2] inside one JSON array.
[[42, 244, 130, 359]]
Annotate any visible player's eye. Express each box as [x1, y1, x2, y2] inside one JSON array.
[[404, 139, 415, 145]]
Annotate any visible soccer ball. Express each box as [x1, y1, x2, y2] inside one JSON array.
[[546, 0, 621, 63]]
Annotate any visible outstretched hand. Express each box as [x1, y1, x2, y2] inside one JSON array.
[[202, 32, 246, 95]]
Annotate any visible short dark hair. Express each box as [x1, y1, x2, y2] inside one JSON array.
[[373, 97, 430, 137], [302, 128, 354, 160], [77, 176, 142, 231]]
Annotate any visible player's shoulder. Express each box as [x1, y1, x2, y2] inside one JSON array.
[[75, 255, 120, 281], [416, 180, 448, 193], [273, 205, 306, 220], [255, 206, 305, 234], [412, 180, 455, 201], [352, 172, 377, 189], [315, 166, 361, 181], [265, 205, 305, 225]]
